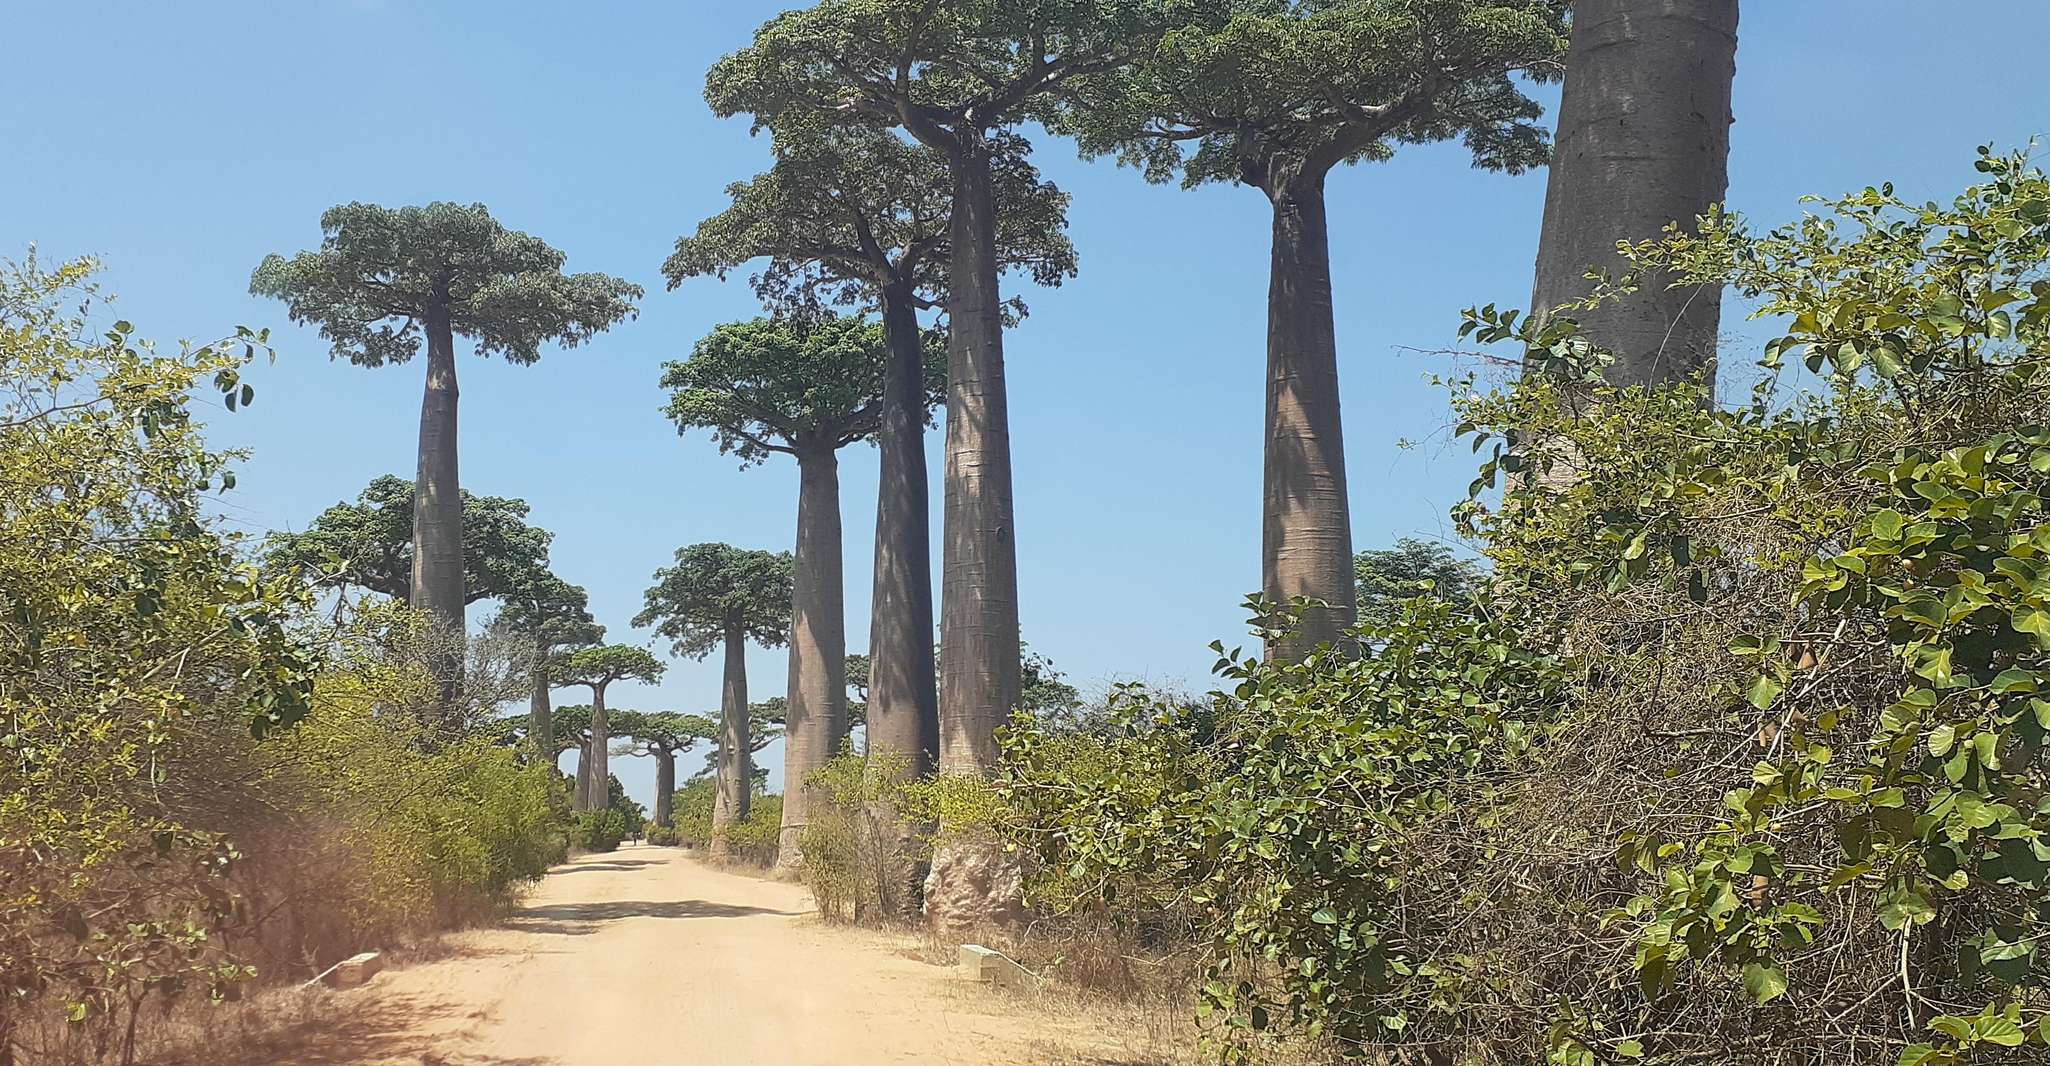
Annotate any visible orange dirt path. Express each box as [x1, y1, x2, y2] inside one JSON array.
[[301, 845, 1125, 1066]]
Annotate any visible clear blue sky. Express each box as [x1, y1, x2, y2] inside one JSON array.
[[5, 1, 2046, 807]]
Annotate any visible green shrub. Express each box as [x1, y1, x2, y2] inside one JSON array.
[[646, 825, 680, 847], [720, 794, 782, 866], [797, 749, 925, 922], [573, 809, 627, 853]]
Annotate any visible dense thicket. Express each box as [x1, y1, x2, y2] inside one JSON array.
[[992, 155, 2050, 1065]]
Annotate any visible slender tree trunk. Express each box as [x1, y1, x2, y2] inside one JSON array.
[[868, 280, 941, 777], [655, 750, 675, 830], [527, 645, 553, 765], [937, 138, 1021, 774], [1529, 0, 1738, 387], [588, 681, 610, 812], [777, 447, 849, 869], [412, 300, 465, 703], [574, 739, 593, 810], [711, 624, 751, 859], [1261, 170, 1356, 660]]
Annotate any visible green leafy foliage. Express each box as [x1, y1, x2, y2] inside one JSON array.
[[665, 126, 1074, 318], [635, 543, 793, 659], [660, 314, 933, 464], [249, 201, 639, 368], [1003, 594, 1571, 1051], [264, 474, 557, 605], [1058, 0, 1567, 193], [1354, 537, 1488, 628]]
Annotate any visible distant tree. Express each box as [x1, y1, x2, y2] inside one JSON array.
[[1529, 0, 1738, 388], [1354, 538, 1489, 627], [636, 544, 792, 857], [612, 710, 717, 829], [666, 127, 1071, 786], [493, 571, 604, 763], [265, 474, 554, 606], [708, 1, 1130, 783], [558, 646, 667, 811], [661, 314, 934, 867], [1060, 0, 1567, 658], [250, 202, 639, 690], [546, 703, 595, 796]]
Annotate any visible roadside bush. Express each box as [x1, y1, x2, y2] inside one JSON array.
[[647, 826, 680, 847], [574, 810, 627, 854], [721, 794, 783, 866], [1001, 153, 2050, 1065], [799, 749, 923, 922]]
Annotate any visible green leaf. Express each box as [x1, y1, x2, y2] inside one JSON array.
[[1747, 674, 1784, 711], [1742, 961, 1788, 1005], [1310, 908, 1338, 925]]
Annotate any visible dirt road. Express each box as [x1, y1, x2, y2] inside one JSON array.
[[292, 845, 1128, 1066]]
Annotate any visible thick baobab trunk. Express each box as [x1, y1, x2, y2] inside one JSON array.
[[923, 137, 1028, 934], [574, 739, 593, 809], [655, 750, 676, 830], [868, 281, 941, 777], [777, 447, 849, 870], [412, 301, 466, 701], [587, 682, 611, 812], [1530, 0, 1738, 387], [1260, 171, 1356, 660], [870, 282, 942, 915], [710, 625, 751, 860], [937, 139, 1021, 773], [527, 651, 553, 765]]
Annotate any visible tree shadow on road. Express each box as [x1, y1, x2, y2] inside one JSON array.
[[151, 992, 556, 1066], [505, 898, 801, 935], [546, 857, 667, 874]]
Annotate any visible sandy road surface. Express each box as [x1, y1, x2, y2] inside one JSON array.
[[278, 845, 1126, 1066]]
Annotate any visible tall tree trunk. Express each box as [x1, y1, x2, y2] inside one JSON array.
[[868, 280, 941, 777], [1261, 170, 1356, 660], [574, 739, 593, 809], [711, 624, 751, 859], [777, 447, 849, 870], [937, 138, 1021, 775], [655, 749, 676, 830], [527, 646, 553, 765], [412, 301, 465, 703], [588, 681, 610, 812], [1529, 0, 1738, 387]]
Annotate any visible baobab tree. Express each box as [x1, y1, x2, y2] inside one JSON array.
[[612, 710, 719, 830], [1529, 0, 1739, 386], [558, 645, 667, 811], [661, 315, 937, 868], [636, 544, 792, 858], [494, 571, 604, 764], [666, 128, 1073, 784], [1062, 0, 1568, 657], [250, 203, 639, 691], [265, 474, 554, 607], [709, 0, 1133, 785]]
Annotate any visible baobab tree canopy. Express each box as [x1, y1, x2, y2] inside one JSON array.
[[664, 128, 1077, 315], [635, 543, 794, 658], [1061, 0, 1569, 193], [264, 474, 555, 605], [558, 645, 667, 693], [248, 202, 642, 368], [660, 315, 940, 462], [494, 570, 603, 651]]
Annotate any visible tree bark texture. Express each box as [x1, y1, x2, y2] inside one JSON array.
[[1529, 0, 1738, 387], [868, 281, 941, 777], [655, 750, 676, 830], [777, 448, 850, 869], [412, 301, 466, 699], [587, 680, 611, 812], [711, 625, 751, 859], [574, 740, 593, 810], [937, 140, 1021, 775], [527, 653, 553, 766], [1261, 173, 1357, 660]]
